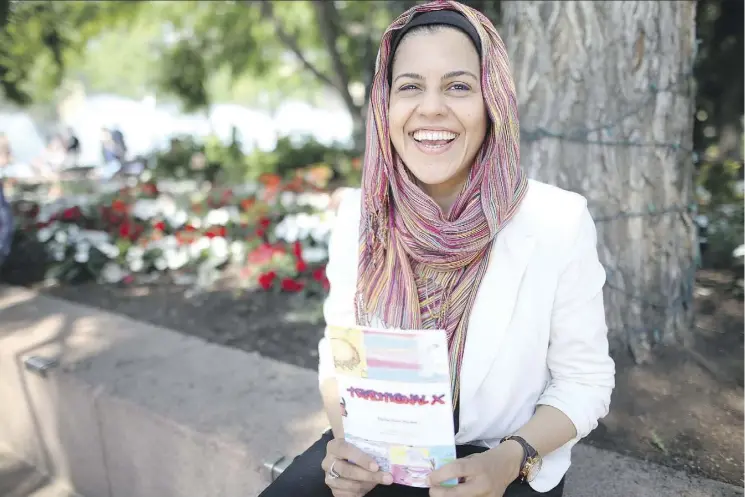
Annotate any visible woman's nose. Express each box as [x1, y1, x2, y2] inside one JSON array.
[[417, 89, 448, 118]]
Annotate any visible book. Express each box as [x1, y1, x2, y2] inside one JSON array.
[[328, 324, 458, 488]]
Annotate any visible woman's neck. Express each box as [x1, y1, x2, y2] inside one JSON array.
[[419, 174, 469, 216]]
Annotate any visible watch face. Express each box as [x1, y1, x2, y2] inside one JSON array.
[[524, 456, 542, 482]]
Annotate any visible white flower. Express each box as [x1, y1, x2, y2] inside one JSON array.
[[297, 192, 331, 211], [131, 199, 159, 220], [128, 258, 144, 273], [74, 249, 89, 264], [280, 192, 296, 209], [154, 257, 168, 271], [189, 217, 202, 229], [295, 212, 318, 240], [52, 248, 66, 262], [66, 224, 81, 242], [189, 236, 211, 258], [97, 242, 120, 259], [54, 230, 67, 244], [167, 210, 188, 228], [227, 206, 241, 223], [303, 246, 328, 264], [79, 230, 110, 247], [127, 246, 145, 261], [284, 223, 299, 243], [101, 262, 125, 284], [37, 206, 57, 224], [310, 221, 333, 243], [37, 226, 54, 243], [166, 248, 190, 270], [233, 182, 258, 196], [230, 241, 245, 261], [209, 236, 229, 261], [205, 208, 230, 226], [733, 245, 745, 260]]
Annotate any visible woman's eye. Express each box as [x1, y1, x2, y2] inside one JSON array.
[[449, 83, 471, 91], [398, 84, 418, 91]]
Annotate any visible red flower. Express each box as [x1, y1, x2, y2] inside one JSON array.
[[258, 271, 276, 290], [204, 226, 226, 239], [112, 199, 127, 213], [258, 217, 271, 229], [312, 267, 330, 291], [256, 228, 265, 238], [292, 241, 302, 259], [122, 275, 135, 285], [185, 224, 196, 232], [295, 259, 307, 273], [281, 278, 305, 293], [119, 221, 140, 241], [141, 183, 158, 196], [153, 221, 166, 231], [248, 244, 275, 265], [61, 206, 82, 221], [312, 267, 326, 282]]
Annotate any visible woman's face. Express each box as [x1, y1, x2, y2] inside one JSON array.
[[388, 27, 487, 203]]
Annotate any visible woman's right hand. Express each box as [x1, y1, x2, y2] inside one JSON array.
[[321, 437, 394, 497]]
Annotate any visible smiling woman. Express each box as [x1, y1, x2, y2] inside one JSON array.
[[388, 24, 487, 213], [258, 1, 615, 497]]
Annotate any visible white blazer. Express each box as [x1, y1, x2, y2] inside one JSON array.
[[317, 179, 616, 492]]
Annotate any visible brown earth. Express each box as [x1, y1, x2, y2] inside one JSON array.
[[34, 269, 744, 486]]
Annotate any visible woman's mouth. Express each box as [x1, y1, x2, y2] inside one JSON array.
[[410, 130, 459, 154]]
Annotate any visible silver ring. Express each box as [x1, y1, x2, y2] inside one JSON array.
[[328, 459, 341, 480]]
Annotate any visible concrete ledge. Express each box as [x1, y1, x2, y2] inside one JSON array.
[[0, 448, 80, 497], [0, 285, 329, 497], [0, 285, 741, 497]]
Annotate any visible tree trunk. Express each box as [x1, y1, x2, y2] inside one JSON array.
[[501, 1, 699, 363]]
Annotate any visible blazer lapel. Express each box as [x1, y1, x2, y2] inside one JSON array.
[[456, 222, 536, 437]]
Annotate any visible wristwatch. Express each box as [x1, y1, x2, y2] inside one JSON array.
[[500, 435, 543, 482]]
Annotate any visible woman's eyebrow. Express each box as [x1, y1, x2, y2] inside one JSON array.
[[392, 70, 479, 84], [393, 72, 424, 83], [442, 70, 478, 81]]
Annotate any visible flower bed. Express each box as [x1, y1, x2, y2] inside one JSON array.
[[9, 174, 337, 296]]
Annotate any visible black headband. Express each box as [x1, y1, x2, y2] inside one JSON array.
[[387, 9, 482, 83]]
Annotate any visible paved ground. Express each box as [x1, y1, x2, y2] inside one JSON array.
[[0, 286, 742, 497], [566, 444, 742, 497]]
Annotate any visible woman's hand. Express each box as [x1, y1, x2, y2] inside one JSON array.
[[321, 437, 394, 497], [427, 441, 524, 497]]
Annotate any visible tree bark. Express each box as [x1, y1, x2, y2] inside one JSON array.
[[501, 1, 699, 362]]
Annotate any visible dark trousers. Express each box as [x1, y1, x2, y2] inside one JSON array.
[[258, 431, 564, 496]]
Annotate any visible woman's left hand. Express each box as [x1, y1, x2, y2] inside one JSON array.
[[427, 441, 524, 497]]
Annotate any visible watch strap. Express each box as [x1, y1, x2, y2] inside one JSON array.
[[500, 435, 539, 480]]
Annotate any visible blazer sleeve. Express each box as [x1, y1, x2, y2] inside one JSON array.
[[536, 204, 616, 441], [317, 188, 361, 385]]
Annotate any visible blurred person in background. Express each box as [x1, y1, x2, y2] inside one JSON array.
[[0, 135, 13, 266], [64, 127, 81, 168], [100, 127, 123, 180], [259, 1, 614, 497], [0, 133, 12, 169]]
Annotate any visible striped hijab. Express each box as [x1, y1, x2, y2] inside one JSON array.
[[355, 0, 528, 407]]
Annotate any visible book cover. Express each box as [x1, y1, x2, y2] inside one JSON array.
[[328, 324, 458, 488]]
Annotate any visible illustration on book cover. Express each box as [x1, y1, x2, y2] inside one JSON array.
[[328, 325, 458, 488]]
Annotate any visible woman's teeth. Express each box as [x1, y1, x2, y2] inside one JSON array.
[[412, 130, 458, 146]]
